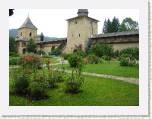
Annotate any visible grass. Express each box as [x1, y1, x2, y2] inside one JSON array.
[[42, 57, 59, 64], [9, 75, 139, 106], [59, 61, 139, 78]]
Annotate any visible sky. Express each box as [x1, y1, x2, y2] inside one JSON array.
[[9, 9, 139, 38]]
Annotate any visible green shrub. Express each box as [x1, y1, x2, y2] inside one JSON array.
[[9, 52, 19, 57], [68, 54, 83, 69], [13, 74, 29, 95], [73, 47, 86, 57], [19, 54, 42, 70], [120, 57, 130, 66], [65, 70, 84, 94], [9, 57, 19, 65], [62, 53, 71, 60], [47, 76, 58, 88], [102, 55, 111, 61], [113, 50, 120, 58], [28, 80, 48, 100], [120, 47, 139, 60], [90, 43, 114, 58], [86, 54, 100, 64], [120, 56, 137, 66], [37, 50, 46, 56]]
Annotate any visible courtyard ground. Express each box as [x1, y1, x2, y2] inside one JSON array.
[[9, 75, 139, 106]]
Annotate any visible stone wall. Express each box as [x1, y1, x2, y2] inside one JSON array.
[[91, 35, 139, 51]]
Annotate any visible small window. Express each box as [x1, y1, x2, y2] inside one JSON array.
[[79, 33, 80, 37], [20, 32, 22, 36], [75, 21, 77, 24], [29, 32, 32, 37]]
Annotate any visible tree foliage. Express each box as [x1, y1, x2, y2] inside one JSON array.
[[26, 38, 37, 53], [119, 18, 139, 32], [9, 37, 17, 53], [102, 17, 138, 33], [102, 17, 120, 33], [40, 32, 44, 41]]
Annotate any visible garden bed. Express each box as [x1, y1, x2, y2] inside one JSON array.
[[9, 75, 139, 106]]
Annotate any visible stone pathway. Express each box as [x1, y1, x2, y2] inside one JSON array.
[[59, 69, 139, 85], [9, 60, 139, 85]]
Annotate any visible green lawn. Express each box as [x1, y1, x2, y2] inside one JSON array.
[[42, 57, 59, 64], [60, 61, 139, 78], [9, 75, 139, 106]]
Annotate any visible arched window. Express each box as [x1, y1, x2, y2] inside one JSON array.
[[29, 32, 32, 37], [79, 33, 80, 37]]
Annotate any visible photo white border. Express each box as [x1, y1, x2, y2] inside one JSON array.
[[0, 0, 148, 116]]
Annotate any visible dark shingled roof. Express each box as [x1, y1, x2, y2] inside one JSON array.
[[91, 31, 139, 38], [19, 16, 37, 30], [67, 16, 99, 22]]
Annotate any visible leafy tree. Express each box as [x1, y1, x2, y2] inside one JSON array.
[[40, 32, 44, 41], [9, 37, 17, 54], [119, 18, 139, 32], [26, 38, 37, 53]]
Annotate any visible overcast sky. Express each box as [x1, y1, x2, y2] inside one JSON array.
[[9, 9, 139, 38]]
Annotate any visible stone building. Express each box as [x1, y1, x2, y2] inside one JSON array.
[[16, 9, 139, 55], [64, 9, 98, 53]]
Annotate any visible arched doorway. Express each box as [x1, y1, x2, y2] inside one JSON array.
[[23, 48, 26, 54]]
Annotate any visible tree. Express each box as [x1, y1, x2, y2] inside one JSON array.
[[9, 37, 17, 53], [40, 32, 44, 41], [119, 18, 139, 32], [102, 17, 120, 33], [111, 17, 120, 32], [26, 39, 37, 53]]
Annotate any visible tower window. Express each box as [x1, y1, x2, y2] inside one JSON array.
[[79, 33, 80, 37], [29, 32, 32, 37], [20, 32, 22, 36]]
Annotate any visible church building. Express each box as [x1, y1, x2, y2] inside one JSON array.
[[16, 9, 139, 55]]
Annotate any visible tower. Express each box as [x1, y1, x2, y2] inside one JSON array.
[[16, 16, 37, 54], [64, 9, 99, 53]]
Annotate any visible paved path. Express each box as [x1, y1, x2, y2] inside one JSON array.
[[10, 62, 139, 85], [58, 69, 139, 85]]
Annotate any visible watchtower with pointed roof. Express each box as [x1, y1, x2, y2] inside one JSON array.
[[64, 9, 99, 53], [16, 15, 38, 54]]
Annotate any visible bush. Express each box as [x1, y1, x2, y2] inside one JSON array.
[[90, 43, 114, 58], [28, 80, 48, 100], [62, 53, 71, 60], [47, 76, 58, 88], [73, 47, 86, 58], [37, 50, 46, 56], [68, 54, 83, 69], [65, 70, 84, 94], [19, 54, 42, 70], [85, 54, 100, 64], [102, 55, 111, 61], [13, 74, 29, 95], [120, 47, 139, 60], [120, 56, 137, 66], [9, 57, 19, 65], [9, 52, 19, 57]]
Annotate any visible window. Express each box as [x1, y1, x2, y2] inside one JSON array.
[[29, 32, 32, 37], [79, 33, 80, 37], [75, 20, 77, 24], [20, 32, 22, 36]]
